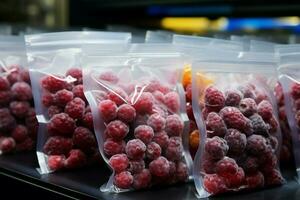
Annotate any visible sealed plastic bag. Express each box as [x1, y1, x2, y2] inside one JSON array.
[[145, 30, 173, 43], [0, 35, 38, 154], [82, 44, 192, 192], [25, 31, 131, 173], [192, 55, 285, 197]]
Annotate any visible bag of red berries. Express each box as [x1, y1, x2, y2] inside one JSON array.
[[25, 31, 131, 174], [277, 45, 300, 180], [0, 35, 38, 154], [82, 44, 192, 192], [191, 54, 285, 197]]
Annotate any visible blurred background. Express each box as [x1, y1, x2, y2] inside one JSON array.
[[1, 0, 300, 42]]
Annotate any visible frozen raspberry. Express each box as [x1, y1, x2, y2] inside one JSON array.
[[176, 162, 188, 182], [224, 129, 246, 155], [216, 157, 239, 178], [117, 104, 136, 123], [11, 125, 28, 143], [107, 88, 128, 106], [106, 120, 129, 140], [133, 169, 151, 189], [274, 82, 284, 106], [206, 112, 227, 138], [266, 116, 278, 134], [48, 155, 65, 171], [205, 136, 228, 160], [219, 106, 247, 131], [42, 93, 55, 107], [48, 105, 62, 118], [257, 100, 273, 120], [204, 86, 225, 112], [151, 104, 168, 118], [98, 100, 117, 122], [147, 113, 166, 132], [73, 127, 96, 153], [0, 108, 16, 132], [66, 68, 82, 84], [153, 131, 169, 149], [134, 115, 148, 126], [243, 118, 254, 136], [146, 142, 161, 160], [186, 103, 195, 121], [133, 92, 154, 114], [203, 174, 227, 195], [239, 98, 257, 117], [0, 76, 10, 90], [185, 84, 192, 103], [202, 107, 210, 120], [54, 89, 73, 106], [104, 138, 125, 156], [260, 147, 278, 172], [153, 91, 165, 103], [265, 169, 285, 186], [238, 85, 256, 99], [249, 114, 269, 136], [128, 160, 145, 174], [267, 136, 279, 151], [114, 171, 133, 189], [225, 167, 245, 188], [202, 155, 217, 174], [242, 156, 259, 173], [126, 139, 146, 160], [43, 136, 72, 155], [11, 82, 32, 101], [254, 90, 268, 104], [82, 112, 93, 130], [165, 137, 183, 161], [245, 172, 264, 189], [41, 75, 69, 93], [0, 91, 12, 106], [7, 68, 21, 84], [246, 135, 268, 156], [47, 113, 75, 136], [165, 114, 184, 137], [16, 137, 34, 151], [109, 153, 129, 173], [291, 82, 300, 100], [99, 71, 119, 84], [164, 91, 180, 113], [20, 69, 30, 83], [64, 149, 87, 169], [10, 101, 30, 118], [225, 89, 243, 106], [0, 137, 16, 153], [134, 125, 154, 144], [65, 97, 85, 120], [149, 156, 170, 177]]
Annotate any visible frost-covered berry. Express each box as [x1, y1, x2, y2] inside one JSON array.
[[54, 89, 73, 106], [11, 125, 28, 143], [133, 92, 154, 114], [216, 157, 239, 178], [10, 101, 30, 118], [176, 162, 188, 182], [257, 100, 273, 120], [43, 136, 72, 155], [152, 131, 169, 149], [114, 171, 133, 189], [147, 113, 166, 132], [245, 171, 264, 189], [109, 153, 129, 173], [98, 100, 117, 122], [239, 98, 257, 117], [48, 155, 65, 171], [164, 91, 180, 113], [66, 68, 82, 84], [246, 135, 268, 156], [125, 139, 146, 160], [133, 169, 151, 189], [149, 156, 170, 177], [204, 86, 225, 112], [47, 113, 75, 136], [224, 129, 246, 155], [104, 138, 125, 156], [128, 160, 145, 174], [206, 112, 227, 138], [205, 136, 228, 160], [146, 142, 161, 160], [73, 127, 96, 153], [165, 137, 183, 161], [64, 97, 86, 120], [203, 174, 227, 195], [106, 120, 129, 141], [64, 149, 87, 169], [117, 104, 136, 123], [11, 82, 32, 101], [134, 125, 154, 144], [165, 114, 184, 137], [249, 114, 269, 136], [225, 89, 242, 106]]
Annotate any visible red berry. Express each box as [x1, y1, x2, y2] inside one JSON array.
[[164, 91, 180, 113], [20, 69, 30, 83], [48, 105, 63, 118], [99, 71, 119, 84], [264, 169, 285, 186], [246, 135, 268, 156], [64, 149, 87, 169], [104, 138, 125, 156], [66, 68, 82, 84], [149, 156, 170, 177], [72, 84, 86, 101], [165, 137, 183, 161], [267, 116, 279, 134], [225, 89, 242, 106], [176, 162, 188, 182], [245, 171, 264, 189], [146, 142, 161, 160], [109, 153, 129, 173], [16, 137, 34, 152], [48, 155, 65, 171], [219, 106, 247, 131], [107, 88, 128, 106], [0, 137, 16, 153], [133, 169, 151, 189], [41, 75, 69, 93], [64, 97, 85, 120], [0, 76, 10, 90], [134, 125, 154, 144], [225, 167, 245, 188], [117, 104, 136, 123], [125, 139, 146, 160], [7, 67, 21, 84], [82, 112, 94, 130], [202, 155, 217, 174], [205, 136, 228, 160], [54, 89, 73, 106], [153, 131, 169, 149], [128, 160, 145, 174], [206, 112, 227, 138], [133, 92, 154, 114], [47, 113, 76, 136], [0, 91, 12, 106], [98, 100, 117, 122], [291, 82, 300, 100], [10, 101, 30, 118], [203, 174, 227, 195], [239, 98, 257, 117], [0, 108, 16, 132], [216, 157, 238, 178], [242, 156, 259, 173], [254, 90, 268, 104], [153, 91, 165, 103], [11, 82, 32, 101], [224, 129, 246, 155], [204, 86, 225, 112], [42, 93, 55, 107], [11, 125, 28, 142], [147, 113, 166, 132], [238, 84, 256, 99], [165, 114, 184, 137], [73, 127, 96, 153], [274, 82, 284, 106], [106, 120, 129, 140], [257, 100, 273, 120], [114, 171, 133, 189], [43, 136, 72, 155]]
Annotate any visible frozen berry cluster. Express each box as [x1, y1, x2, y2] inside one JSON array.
[[41, 68, 99, 171], [97, 72, 188, 190], [274, 83, 292, 163], [290, 82, 300, 139], [0, 66, 37, 154], [201, 83, 284, 195]]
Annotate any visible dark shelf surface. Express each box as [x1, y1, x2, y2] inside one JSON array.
[[0, 152, 300, 200]]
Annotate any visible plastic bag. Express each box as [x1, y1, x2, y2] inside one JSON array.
[[250, 40, 276, 52], [25, 31, 131, 174], [82, 44, 192, 192], [230, 35, 250, 51], [192, 55, 285, 197], [145, 30, 173, 43], [0, 35, 38, 154]]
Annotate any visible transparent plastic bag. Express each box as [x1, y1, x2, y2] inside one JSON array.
[[82, 44, 192, 192], [250, 40, 276, 52], [0, 35, 38, 154], [192, 58, 285, 197], [25, 31, 131, 174], [145, 30, 173, 43]]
